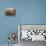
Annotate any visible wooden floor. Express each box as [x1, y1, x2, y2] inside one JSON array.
[[0, 41, 46, 46], [19, 40, 46, 46]]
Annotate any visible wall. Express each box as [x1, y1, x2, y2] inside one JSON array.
[[0, 0, 46, 44]]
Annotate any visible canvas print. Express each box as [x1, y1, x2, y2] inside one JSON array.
[[5, 8, 16, 16]]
